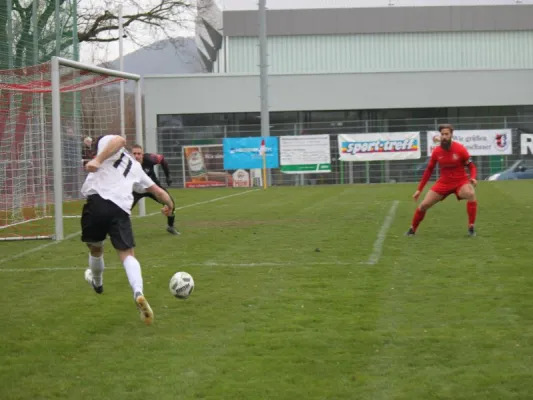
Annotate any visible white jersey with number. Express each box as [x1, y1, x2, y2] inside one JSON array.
[[81, 135, 155, 214]]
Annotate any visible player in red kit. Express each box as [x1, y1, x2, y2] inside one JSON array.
[[406, 124, 478, 237]]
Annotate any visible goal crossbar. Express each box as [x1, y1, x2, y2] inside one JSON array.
[[50, 56, 145, 241]]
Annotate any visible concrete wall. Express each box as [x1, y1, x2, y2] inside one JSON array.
[[226, 31, 533, 74], [143, 69, 533, 152]]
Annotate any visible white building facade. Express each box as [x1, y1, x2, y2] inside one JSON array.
[[144, 1, 533, 185]]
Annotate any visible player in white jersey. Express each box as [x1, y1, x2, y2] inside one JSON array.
[[80, 134, 174, 326]]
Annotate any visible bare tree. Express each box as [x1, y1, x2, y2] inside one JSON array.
[[0, 0, 197, 70]]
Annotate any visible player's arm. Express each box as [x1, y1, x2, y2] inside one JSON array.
[[146, 184, 174, 214], [149, 153, 172, 186], [463, 149, 477, 185], [137, 169, 174, 214], [417, 154, 438, 192]]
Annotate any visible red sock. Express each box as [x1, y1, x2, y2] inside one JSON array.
[[411, 208, 426, 232], [467, 201, 477, 226]]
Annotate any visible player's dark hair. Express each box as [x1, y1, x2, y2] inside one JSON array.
[[438, 123, 454, 133]]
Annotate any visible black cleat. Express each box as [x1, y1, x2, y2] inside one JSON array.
[[84, 269, 103, 294], [405, 228, 415, 236], [92, 281, 104, 294], [468, 225, 476, 237], [166, 226, 180, 236]]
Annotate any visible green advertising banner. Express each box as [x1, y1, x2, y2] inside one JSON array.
[[280, 134, 331, 174]]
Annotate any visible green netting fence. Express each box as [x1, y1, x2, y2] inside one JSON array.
[[0, 0, 79, 71]]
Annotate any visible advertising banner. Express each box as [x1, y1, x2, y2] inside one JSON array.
[[223, 137, 279, 170], [520, 133, 533, 155], [338, 132, 421, 161], [232, 169, 251, 187], [427, 129, 513, 156], [182, 144, 234, 188], [280, 134, 331, 174]]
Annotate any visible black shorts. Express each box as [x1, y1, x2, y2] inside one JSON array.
[[81, 194, 135, 250]]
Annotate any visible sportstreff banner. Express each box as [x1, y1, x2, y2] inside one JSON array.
[[280, 134, 331, 174], [182, 144, 235, 188], [427, 129, 513, 156], [223, 137, 279, 170], [338, 132, 421, 161]]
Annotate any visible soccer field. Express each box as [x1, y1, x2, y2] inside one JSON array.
[[1, 181, 533, 400]]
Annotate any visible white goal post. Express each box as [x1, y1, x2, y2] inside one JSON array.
[[0, 56, 145, 242], [51, 57, 145, 241]]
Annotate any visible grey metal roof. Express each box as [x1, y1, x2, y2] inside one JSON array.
[[222, 0, 531, 10], [222, 3, 533, 36]]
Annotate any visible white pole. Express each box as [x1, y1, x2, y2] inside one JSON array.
[[39, 84, 47, 217], [53, 56, 140, 80], [51, 57, 64, 240], [135, 79, 145, 217], [119, 5, 125, 139]]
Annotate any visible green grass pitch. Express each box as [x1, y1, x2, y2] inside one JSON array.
[[1, 181, 533, 399]]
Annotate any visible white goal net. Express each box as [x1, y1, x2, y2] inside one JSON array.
[[0, 57, 143, 241]]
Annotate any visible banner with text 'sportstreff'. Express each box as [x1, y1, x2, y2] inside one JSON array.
[[338, 132, 421, 162], [280, 134, 331, 174], [427, 129, 513, 156]]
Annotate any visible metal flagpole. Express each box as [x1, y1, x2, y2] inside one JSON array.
[[258, 0, 270, 186], [7, 0, 13, 68], [32, 0, 39, 64], [119, 5, 126, 139], [55, 0, 61, 56]]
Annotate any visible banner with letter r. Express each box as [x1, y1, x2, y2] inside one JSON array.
[[223, 137, 280, 170], [521, 133, 533, 155]]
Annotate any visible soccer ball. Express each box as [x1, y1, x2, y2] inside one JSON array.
[[169, 272, 195, 299]]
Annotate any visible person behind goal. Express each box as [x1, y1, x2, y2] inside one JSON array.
[[406, 123, 478, 237], [131, 144, 179, 235], [81, 134, 174, 325]]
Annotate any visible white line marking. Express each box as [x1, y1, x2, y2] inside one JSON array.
[[0, 261, 353, 273], [0, 190, 259, 266], [363, 200, 399, 265], [0, 231, 82, 266], [0, 216, 48, 230], [145, 189, 260, 217]]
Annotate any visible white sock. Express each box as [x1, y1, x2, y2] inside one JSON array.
[[89, 255, 105, 286], [123, 255, 143, 297]]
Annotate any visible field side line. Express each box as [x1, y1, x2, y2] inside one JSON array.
[[144, 189, 260, 217], [0, 190, 259, 266], [59, 190, 262, 219], [363, 200, 399, 265], [0, 261, 353, 273]]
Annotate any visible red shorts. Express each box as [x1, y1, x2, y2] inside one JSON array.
[[430, 179, 471, 201]]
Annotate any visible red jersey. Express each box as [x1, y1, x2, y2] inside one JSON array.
[[418, 141, 477, 191]]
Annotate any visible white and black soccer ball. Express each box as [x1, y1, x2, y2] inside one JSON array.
[[169, 272, 195, 299]]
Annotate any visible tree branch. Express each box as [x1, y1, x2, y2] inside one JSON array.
[[77, 0, 196, 44], [84, 37, 120, 43], [5, 0, 199, 68]]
